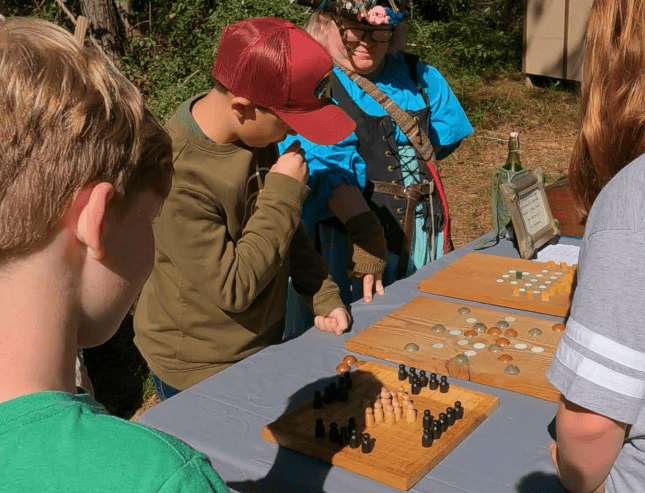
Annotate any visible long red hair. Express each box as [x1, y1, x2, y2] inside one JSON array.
[[569, 0, 645, 218]]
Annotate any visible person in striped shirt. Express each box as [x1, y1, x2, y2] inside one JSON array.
[[546, 1, 645, 492]]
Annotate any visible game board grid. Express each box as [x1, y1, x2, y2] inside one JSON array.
[[262, 362, 499, 490], [417, 252, 576, 317], [346, 297, 565, 401]]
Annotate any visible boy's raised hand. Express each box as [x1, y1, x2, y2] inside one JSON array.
[[314, 307, 350, 335], [271, 140, 308, 183]]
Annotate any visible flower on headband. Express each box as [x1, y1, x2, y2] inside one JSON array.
[[367, 5, 390, 25], [385, 8, 405, 26]]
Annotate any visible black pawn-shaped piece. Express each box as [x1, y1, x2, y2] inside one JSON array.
[[338, 376, 347, 392], [439, 375, 449, 393], [454, 401, 464, 419], [446, 408, 455, 426], [338, 389, 348, 402], [408, 367, 417, 384], [328, 422, 340, 444], [315, 418, 325, 439], [322, 386, 332, 404], [422, 409, 433, 430], [313, 390, 323, 409], [411, 378, 421, 395], [398, 363, 408, 381], [422, 432, 434, 448], [361, 433, 373, 454], [329, 382, 338, 400], [349, 429, 360, 449], [439, 414, 448, 432], [347, 416, 357, 433], [419, 370, 428, 388], [429, 373, 439, 390], [343, 371, 352, 389], [432, 421, 442, 440], [339, 425, 350, 446]]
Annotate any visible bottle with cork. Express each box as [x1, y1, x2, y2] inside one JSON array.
[[473, 131, 529, 250], [503, 132, 522, 172]]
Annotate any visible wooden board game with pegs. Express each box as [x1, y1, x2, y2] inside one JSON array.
[[417, 252, 577, 317], [262, 361, 498, 490], [346, 297, 566, 402]]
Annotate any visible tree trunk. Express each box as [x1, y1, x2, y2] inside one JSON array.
[[80, 0, 123, 61], [115, 0, 142, 39]]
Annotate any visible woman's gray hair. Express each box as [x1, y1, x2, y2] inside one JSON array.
[[303, 11, 406, 56]]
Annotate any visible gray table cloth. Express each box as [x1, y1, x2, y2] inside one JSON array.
[[140, 236, 580, 492]]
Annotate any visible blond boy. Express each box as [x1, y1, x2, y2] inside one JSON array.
[[0, 16, 228, 491]]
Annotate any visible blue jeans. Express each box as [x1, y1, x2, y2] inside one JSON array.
[[150, 372, 181, 401]]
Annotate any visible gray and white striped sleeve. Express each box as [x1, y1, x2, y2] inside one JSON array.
[[547, 228, 645, 425]]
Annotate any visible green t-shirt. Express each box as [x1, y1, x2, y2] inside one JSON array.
[[0, 392, 229, 492]]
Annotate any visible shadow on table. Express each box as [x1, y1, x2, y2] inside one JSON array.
[[515, 471, 564, 493], [228, 370, 384, 493], [515, 416, 564, 493]]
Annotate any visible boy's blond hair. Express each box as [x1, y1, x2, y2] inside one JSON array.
[[0, 16, 173, 257]]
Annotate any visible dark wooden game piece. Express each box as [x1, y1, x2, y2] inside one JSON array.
[[343, 370, 352, 389], [347, 416, 357, 433], [322, 387, 332, 404], [419, 370, 428, 387], [429, 373, 439, 390], [338, 389, 348, 402], [439, 414, 447, 432], [446, 408, 455, 426], [440, 375, 449, 393], [315, 418, 325, 439], [422, 432, 433, 448], [329, 422, 340, 443], [398, 363, 407, 381], [338, 377, 347, 392], [454, 401, 464, 419], [408, 367, 416, 384], [313, 390, 323, 409], [361, 433, 372, 454], [329, 382, 338, 400], [339, 425, 350, 446], [422, 409, 433, 429], [432, 421, 442, 440], [411, 379, 421, 395], [349, 429, 360, 448]]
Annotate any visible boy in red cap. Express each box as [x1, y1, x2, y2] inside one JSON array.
[[134, 17, 357, 399]]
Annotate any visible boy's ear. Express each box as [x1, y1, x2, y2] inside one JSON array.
[[74, 182, 115, 260], [230, 97, 255, 121]]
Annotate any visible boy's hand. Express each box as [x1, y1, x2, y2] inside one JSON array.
[[271, 140, 308, 183], [314, 307, 350, 335]]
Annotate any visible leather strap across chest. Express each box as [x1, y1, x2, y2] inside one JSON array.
[[335, 63, 453, 263]]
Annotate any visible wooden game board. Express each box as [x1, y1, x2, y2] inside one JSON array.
[[346, 297, 565, 402], [417, 252, 576, 317], [262, 361, 498, 490]]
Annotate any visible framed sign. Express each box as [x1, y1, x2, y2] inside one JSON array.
[[500, 167, 560, 259]]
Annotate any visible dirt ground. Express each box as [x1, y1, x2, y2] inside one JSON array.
[[84, 71, 580, 421]]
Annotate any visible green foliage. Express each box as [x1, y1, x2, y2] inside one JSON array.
[[120, 0, 309, 121], [406, 14, 522, 77], [8, 0, 523, 121]]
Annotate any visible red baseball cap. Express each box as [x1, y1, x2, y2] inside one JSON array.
[[212, 17, 356, 145]]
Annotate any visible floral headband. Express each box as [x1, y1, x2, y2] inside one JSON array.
[[293, 0, 412, 26]]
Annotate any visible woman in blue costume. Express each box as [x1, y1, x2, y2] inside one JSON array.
[[282, 0, 473, 337]]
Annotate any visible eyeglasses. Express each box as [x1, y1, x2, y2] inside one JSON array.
[[336, 24, 394, 43]]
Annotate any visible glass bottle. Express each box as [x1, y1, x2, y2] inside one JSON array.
[[503, 131, 522, 172]]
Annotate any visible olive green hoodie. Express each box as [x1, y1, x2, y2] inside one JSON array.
[[134, 105, 343, 390]]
